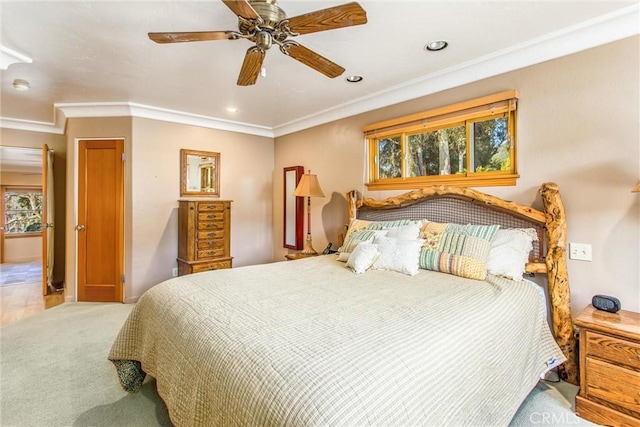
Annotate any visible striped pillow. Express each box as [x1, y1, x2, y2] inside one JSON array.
[[337, 229, 388, 262], [366, 219, 411, 230], [418, 221, 499, 280], [340, 219, 372, 251]]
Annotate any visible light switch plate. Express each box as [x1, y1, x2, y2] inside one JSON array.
[[569, 243, 592, 261]]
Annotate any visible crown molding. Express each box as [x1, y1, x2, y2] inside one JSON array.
[[0, 117, 64, 135], [0, 46, 32, 70], [1, 4, 637, 139], [272, 3, 640, 137], [54, 102, 274, 138]]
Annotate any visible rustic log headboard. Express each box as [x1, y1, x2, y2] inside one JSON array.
[[346, 183, 578, 385]]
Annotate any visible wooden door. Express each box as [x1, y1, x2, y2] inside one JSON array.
[[41, 144, 49, 295], [77, 140, 124, 302]]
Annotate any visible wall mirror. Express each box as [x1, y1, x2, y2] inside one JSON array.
[[181, 149, 220, 197], [283, 166, 304, 249]]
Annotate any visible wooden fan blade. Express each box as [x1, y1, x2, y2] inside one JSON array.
[[148, 31, 235, 44], [237, 48, 265, 86], [221, 0, 262, 21], [286, 2, 367, 35], [285, 43, 345, 79]]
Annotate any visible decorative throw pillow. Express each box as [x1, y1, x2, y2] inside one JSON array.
[[366, 219, 411, 230], [372, 236, 425, 276], [486, 228, 537, 281], [384, 220, 421, 240], [418, 222, 499, 280], [337, 229, 388, 262], [339, 219, 372, 252], [346, 242, 380, 274]]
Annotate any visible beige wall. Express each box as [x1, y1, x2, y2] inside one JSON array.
[[274, 36, 640, 315], [63, 117, 273, 302], [3, 236, 41, 263], [1, 172, 42, 186], [129, 118, 274, 301], [0, 128, 66, 283]]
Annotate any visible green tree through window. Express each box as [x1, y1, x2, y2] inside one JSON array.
[[4, 190, 43, 234], [365, 91, 518, 190]]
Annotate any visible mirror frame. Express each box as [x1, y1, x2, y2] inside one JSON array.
[[180, 149, 221, 197], [283, 166, 304, 250]]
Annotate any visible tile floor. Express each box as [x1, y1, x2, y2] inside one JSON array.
[[0, 261, 42, 286], [0, 261, 64, 327]]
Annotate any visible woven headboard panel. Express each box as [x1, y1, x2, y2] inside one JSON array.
[[357, 195, 545, 262]]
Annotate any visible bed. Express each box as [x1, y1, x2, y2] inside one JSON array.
[[109, 182, 577, 427]]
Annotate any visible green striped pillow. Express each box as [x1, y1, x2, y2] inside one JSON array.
[[337, 229, 388, 261], [418, 221, 499, 280], [366, 219, 411, 230]]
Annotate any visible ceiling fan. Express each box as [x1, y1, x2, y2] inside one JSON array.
[[148, 0, 367, 86]]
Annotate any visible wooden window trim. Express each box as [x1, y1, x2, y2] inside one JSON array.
[[364, 90, 519, 190], [2, 185, 44, 236]]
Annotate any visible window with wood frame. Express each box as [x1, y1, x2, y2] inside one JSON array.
[[3, 187, 43, 235], [364, 90, 519, 190]]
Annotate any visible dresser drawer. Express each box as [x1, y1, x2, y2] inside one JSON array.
[[191, 259, 232, 273], [197, 230, 225, 240], [197, 221, 224, 230], [197, 247, 225, 259], [586, 358, 640, 414], [197, 239, 225, 250], [198, 212, 224, 221], [585, 331, 640, 370], [198, 203, 225, 212]]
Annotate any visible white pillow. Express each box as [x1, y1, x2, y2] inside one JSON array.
[[486, 228, 536, 281], [384, 220, 421, 240], [372, 236, 425, 276], [346, 242, 380, 274]]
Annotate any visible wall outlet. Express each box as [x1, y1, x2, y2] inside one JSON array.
[[569, 243, 592, 261], [172, 267, 178, 277]]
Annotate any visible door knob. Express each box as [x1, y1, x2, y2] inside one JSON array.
[[75, 225, 86, 231]]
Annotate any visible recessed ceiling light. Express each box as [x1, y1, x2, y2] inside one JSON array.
[[424, 40, 448, 52], [346, 75, 363, 83], [12, 78, 30, 91], [225, 107, 238, 113]]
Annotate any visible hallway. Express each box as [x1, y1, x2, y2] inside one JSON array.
[[0, 262, 64, 327]]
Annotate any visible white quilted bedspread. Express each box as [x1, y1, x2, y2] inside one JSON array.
[[109, 255, 565, 426]]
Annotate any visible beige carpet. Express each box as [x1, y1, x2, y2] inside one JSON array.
[[0, 302, 594, 427]]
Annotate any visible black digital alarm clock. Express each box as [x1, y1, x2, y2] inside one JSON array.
[[591, 295, 621, 313]]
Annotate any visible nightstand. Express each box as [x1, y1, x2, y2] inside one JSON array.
[[574, 305, 640, 426], [285, 253, 319, 261]]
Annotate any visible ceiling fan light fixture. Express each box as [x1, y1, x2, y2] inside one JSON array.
[[346, 75, 363, 83], [424, 40, 448, 52], [12, 79, 30, 91], [255, 31, 273, 50]]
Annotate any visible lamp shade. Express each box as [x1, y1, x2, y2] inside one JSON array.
[[633, 182, 640, 193], [293, 172, 325, 198]]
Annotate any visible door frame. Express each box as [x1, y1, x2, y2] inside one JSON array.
[[73, 138, 126, 302]]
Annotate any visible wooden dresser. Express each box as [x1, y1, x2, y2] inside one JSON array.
[[574, 305, 640, 427], [177, 199, 232, 275]]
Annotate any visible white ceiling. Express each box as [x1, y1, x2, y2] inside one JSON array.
[[1, 1, 638, 137], [0, 146, 42, 174]]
